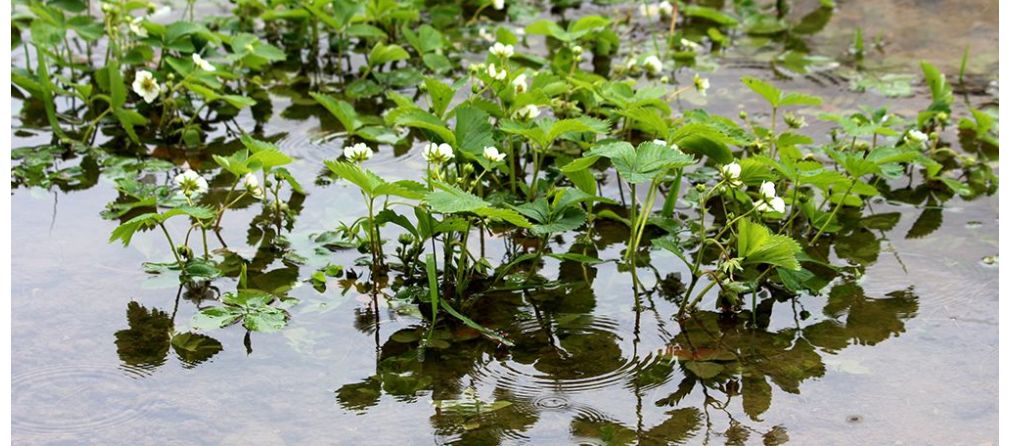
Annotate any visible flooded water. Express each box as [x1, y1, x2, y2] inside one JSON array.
[[11, 0, 998, 445]]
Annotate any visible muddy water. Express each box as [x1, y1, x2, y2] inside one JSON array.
[[11, 1, 998, 445]]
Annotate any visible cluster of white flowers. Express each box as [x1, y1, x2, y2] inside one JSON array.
[[642, 55, 663, 75], [487, 63, 507, 81], [422, 142, 454, 164], [905, 129, 928, 146], [639, 1, 673, 19], [242, 173, 264, 199], [492, 0, 505, 10], [343, 142, 374, 163], [514, 104, 540, 120], [490, 42, 514, 59], [132, 70, 161, 103], [512, 73, 528, 93], [483, 146, 507, 162], [192, 53, 215, 72], [174, 169, 209, 197], [755, 181, 785, 214], [693, 73, 710, 96], [720, 162, 742, 188]]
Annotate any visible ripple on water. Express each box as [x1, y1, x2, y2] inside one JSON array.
[[13, 363, 154, 434], [472, 314, 675, 406], [273, 122, 417, 169]]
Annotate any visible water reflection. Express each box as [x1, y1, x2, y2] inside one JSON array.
[[114, 289, 224, 375], [334, 270, 919, 443]]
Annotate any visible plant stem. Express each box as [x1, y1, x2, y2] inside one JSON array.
[[159, 222, 184, 269], [810, 182, 855, 244], [201, 225, 209, 260], [660, 168, 683, 218], [683, 274, 719, 316]]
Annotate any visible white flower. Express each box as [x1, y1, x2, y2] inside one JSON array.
[[149, 6, 172, 19], [483, 146, 506, 162], [492, 0, 505, 10], [755, 181, 784, 214], [512, 73, 528, 93], [639, 3, 661, 19], [658, 1, 674, 15], [192, 53, 215, 72], [694, 73, 710, 96], [343, 142, 374, 163], [642, 55, 663, 75], [174, 170, 209, 196], [515, 104, 540, 120], [132, 70, 160, 104], [487, 63, 507, 80], [478, 27, 495, 43], [905, 129, 928, 146], [242, 173, 264, 198], [758, 181, 777, 200], [129, 17, 148, 38], [422, 142, 454, 164], [680, 38, 701, 51], [720, 162, 742, 187], [756, 196, 786, 214], [490, 42, 514, 59]]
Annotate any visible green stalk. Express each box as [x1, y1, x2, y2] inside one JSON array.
[[626, 181, 638, 261], [627, 176, 663, 261], [660, 169, 683, 218], [528, 146, 542, 200], [682, 274, 719, 316], [158, 222, 184, 269], [201, 225, 209, 260], [454, 222, 472, 299], [810, 182, 855, 244]]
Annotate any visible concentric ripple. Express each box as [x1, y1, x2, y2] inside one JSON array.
[[274, 121, 418, 169], [472, 314, 675, 398], [12, 363, 155, 434]]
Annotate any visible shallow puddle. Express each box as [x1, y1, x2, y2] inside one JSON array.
[[11, 0, 998, 444]]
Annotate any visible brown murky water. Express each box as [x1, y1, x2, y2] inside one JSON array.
[[11, 0, 997, 444]]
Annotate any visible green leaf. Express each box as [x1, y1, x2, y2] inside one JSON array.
[[921, 61, 953, 112], [683, 5, 739, 26], [171, 332, 223, 365], [439, 299, 513, 346], [310, 93, 362, 132], [425, 185, 488, 214], [474, 207, 533, 228], [589, 140, 695, 184], [741, 76, 782, 107], [779, 93, 822, 107], [325, 160, 379, 195], [424, 78, 454, 118], [454, 105, 494, 157], [737, 219, 802, 270], [394, 109, 455, 144], [191, 307, 242, 330], [368, 42, 410, 67], [243, 307, 288, 332]]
